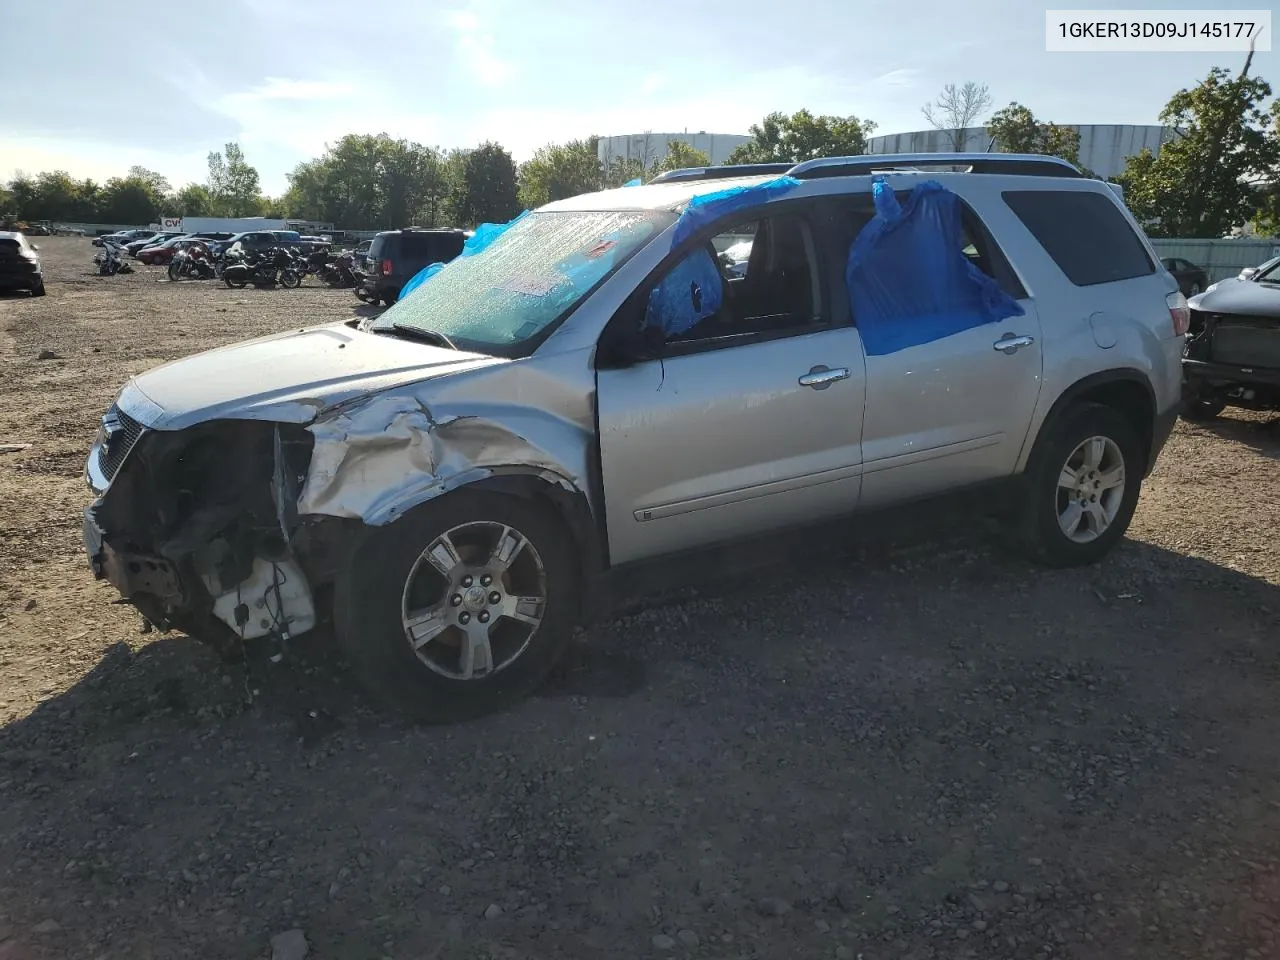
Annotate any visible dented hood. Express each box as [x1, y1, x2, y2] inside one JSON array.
[[1190, 278, 1280, 320], [122, 323, 503, 431]]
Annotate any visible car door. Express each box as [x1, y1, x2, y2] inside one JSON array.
[[844, 188, 1044, 509], [596, 204, 867, 566]]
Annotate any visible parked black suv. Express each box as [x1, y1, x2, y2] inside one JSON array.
[[1182, 258, 1280, 419], [0, 231, 45, 296], [365, 228, 467, 304]]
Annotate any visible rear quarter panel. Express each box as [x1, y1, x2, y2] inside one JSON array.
[[957, 178, 1182, 471]]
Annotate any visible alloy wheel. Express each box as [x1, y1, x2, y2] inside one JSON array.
[[1055, 436, 1126, 543]]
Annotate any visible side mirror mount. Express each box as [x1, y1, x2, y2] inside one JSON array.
[[597, 323, 666, 369], [1240, 266, 1258, 280]]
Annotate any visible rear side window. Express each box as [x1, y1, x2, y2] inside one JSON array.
[[399, 232, 466, 262], [368, 236, 388, 260], [1002, 190, 1154, 287]]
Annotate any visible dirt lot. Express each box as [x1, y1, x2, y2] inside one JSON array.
[[1, 237, 1279, 960]]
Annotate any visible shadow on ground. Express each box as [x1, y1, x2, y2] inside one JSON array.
[[3, 532, 1280, 959]]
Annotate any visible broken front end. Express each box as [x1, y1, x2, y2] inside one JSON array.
[[84, 406, 334, 646]]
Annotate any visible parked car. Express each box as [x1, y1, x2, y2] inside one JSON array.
[[94, 228, 154, 248], [1181, 255, 1280, 419], [0, 231, 45, 296], [82, 153, 1184, 722], [124, 232, 184, 257], [137, 236, 213, 266], [210, 230, 303, 257], [363, 228, 467, 305], [1160, 257, 1209, 297], [1239, 256, 1280, 281], [351, 239, 372, 270]]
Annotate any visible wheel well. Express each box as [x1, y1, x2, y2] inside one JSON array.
[[1034, 373, 1156, 474]]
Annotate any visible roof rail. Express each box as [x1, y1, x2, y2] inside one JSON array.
[[648, 162, 793, 185], [787, 153, 1084, 180]]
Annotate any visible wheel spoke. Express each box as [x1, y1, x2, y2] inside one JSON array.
[[490, 525, 528, 571], [423, 532, 463, 577], [1081, 437, 1106, 470], [1097, 465, 1125, 491], [1057, 464, 1079, 490], [502, 595, 545, 628], [459, 622, 494, 678], [1083, 501, 1109, 536], [405, 607, 450, 650], [1059, 501, 1084, 537]]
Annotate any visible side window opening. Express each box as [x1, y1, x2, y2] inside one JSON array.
[[643, 212, 822, 344], [1002, 189, 1155, 287], [844, 179, 1025, 357]]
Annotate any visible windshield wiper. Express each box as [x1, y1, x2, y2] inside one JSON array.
[[389, 323, 458, 351]]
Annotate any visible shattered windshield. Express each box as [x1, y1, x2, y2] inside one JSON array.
[[371, 209, 669, 353]]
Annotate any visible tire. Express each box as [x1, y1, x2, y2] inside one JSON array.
[[280, 269, 301, 289], [355, 287, 377, 304], [333, 489, 579, 723], [224, 274, 247, 289], [1015, 402, 1144, 567], [30, 280, 45, 297], [167, 261, 181, 282]]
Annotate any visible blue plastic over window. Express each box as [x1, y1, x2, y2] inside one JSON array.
[[846, 179, 1023, 356], [670, 176, 801, 249], [643, 247, 723, 336], [622, 178, 643, 187], [400, 211, 530, 298]]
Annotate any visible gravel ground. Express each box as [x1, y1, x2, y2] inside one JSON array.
[[1, 237, 1279, 960]]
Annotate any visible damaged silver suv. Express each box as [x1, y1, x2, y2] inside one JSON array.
[[84, 153, 1186, 722]]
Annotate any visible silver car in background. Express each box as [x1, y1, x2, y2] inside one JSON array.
[[83, 153, 1185, 722]]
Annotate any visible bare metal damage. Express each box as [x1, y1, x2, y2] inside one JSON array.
[[298, 394, 585, 525]]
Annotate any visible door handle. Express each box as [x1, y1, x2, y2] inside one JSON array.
[[993, 333, 1035, 354], [798, 365, 850, 390]]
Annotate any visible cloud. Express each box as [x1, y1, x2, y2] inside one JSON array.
[[641, 74, 665, 95], [233, 77, 358, 102], [447, 6, 514, 87], [873, 68, 922, 88]]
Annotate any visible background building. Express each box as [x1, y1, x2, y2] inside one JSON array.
[[866, 124, 1170, 179], [597, 132, 751, 169]]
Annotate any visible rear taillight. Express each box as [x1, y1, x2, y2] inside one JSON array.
[[381, 258, 392, 276], [1166, 291, 1190, 337]]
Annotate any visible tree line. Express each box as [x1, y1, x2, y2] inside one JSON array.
[[2, 61, 1277, 239]]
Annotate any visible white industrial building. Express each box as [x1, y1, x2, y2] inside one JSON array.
[[597, 132, 752, 168], [866, 124, 1170, 179]]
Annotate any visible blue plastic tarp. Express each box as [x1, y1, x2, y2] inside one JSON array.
[[622, 178, 643, 187], [400, 211, 530, 298], [643, 246, 724, 336], [846, 179, 1023, 356], [670, 175, 801, 249]]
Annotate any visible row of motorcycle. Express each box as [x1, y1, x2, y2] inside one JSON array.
[[93, 240, 368, 291]]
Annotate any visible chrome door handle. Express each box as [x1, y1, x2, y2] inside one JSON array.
[[798, 365, 850, 389], [993, 334, 1035, 354]]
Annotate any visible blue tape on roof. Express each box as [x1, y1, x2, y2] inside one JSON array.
[[846, 179, 1024, 357], [400, 211, 530, 298], [643, 246, 724, 337], [622, 178, 643, 187], [670, 176, 802, 249]]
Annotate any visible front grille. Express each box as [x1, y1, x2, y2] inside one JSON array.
[[96, 408, 145, 482], [1209, 315, 1280, 369]]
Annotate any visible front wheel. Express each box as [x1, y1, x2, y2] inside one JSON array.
[[167, 261, 181, 282], [30, 279, 46, 297], [280, 269, 301, 289], [334, 490, 579, 723], [1015, 403, 1143, 567], [224, 274, 247, 289]]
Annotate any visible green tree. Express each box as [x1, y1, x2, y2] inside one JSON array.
[[986, 102, 1081, 167], [98, 176, 161, 223], [650, 140, 712, 176], [725, 109, 876, 164], [173, 183, 214, 216], [517, 138, 603, 208], [455, 142, 520, 226], [1116, 56, 1278, 238], [206, 143, 264, 216]]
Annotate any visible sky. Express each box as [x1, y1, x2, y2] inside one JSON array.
[[3, 0, 1275, 197]]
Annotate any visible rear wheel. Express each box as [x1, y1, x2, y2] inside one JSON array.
[[334, 490, 579, 723], [280, 269, 301, 289], [224, 274, 247, 289], [1016, 403, 1143, 567], [167, 261, 181, 282], [30, 279, 45, 297]]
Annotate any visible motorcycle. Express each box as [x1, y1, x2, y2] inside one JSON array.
[[299, 247, 332, 283], [352, 265, 380, 304], [168, 244, 215, 281], [317, 251, 356, 288], [223, 247, 301, 289], [93, 242, 133, 276]]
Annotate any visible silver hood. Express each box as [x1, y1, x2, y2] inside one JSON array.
[[119, 322, 504, 430]]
